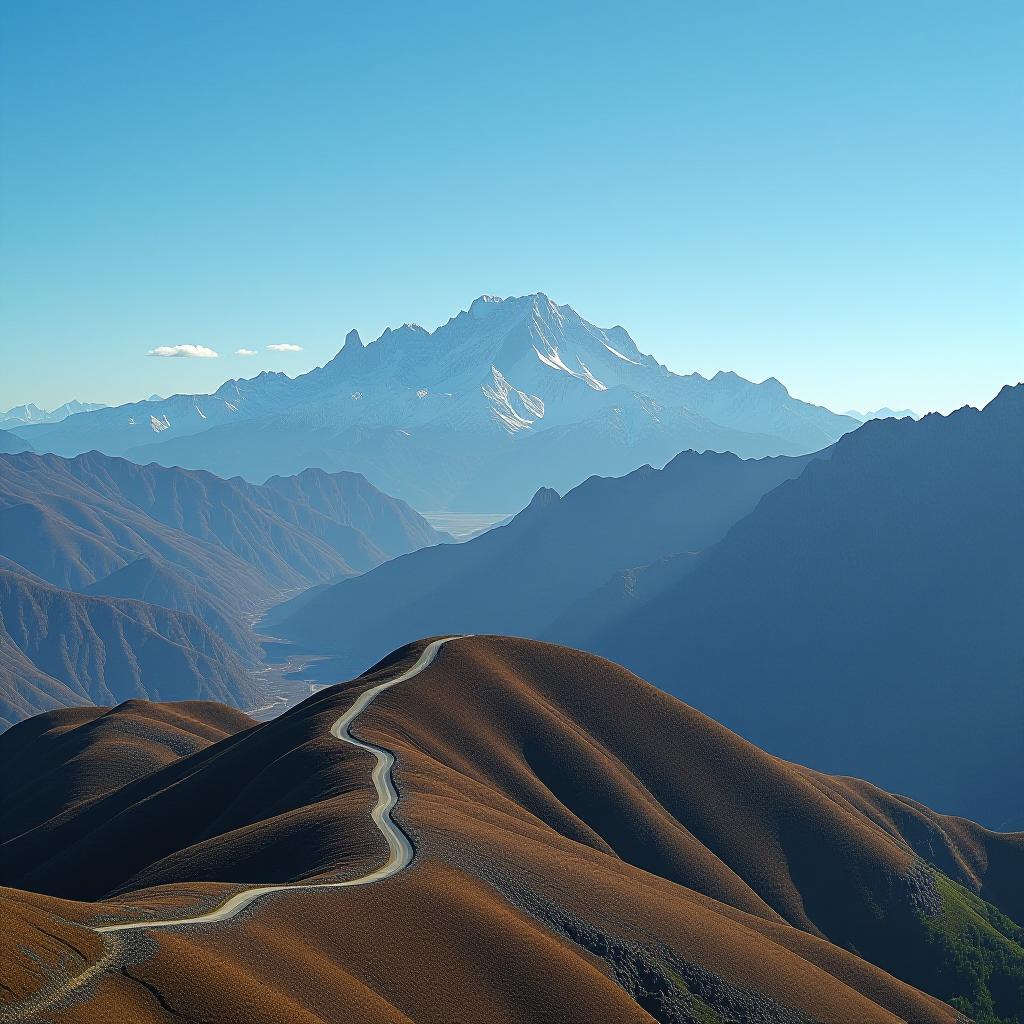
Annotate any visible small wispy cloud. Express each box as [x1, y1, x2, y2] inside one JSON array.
[[147, 344, 219, 358], [235, 348, 258, 356], [267, 343, 303, 352]]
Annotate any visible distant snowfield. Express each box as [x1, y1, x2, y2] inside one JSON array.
[[422, 511, 511, 541]]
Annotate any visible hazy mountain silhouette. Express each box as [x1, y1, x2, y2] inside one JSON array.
[[0, 570, 261, 729], [1, 638, 1021, 1022], [586, 384, 1024, 829], [0, 400, 106, 429], [16, 294, 857, 509], [0, 450, 445, 725], [0, 450, 443, 613], [274, 449, 820, 674], [84, 555, 257, 658], [0, 427, 32, 454]]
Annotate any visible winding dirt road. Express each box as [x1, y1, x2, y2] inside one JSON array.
[[1, 638, 465, 1022], [98, 635, 463, 933]]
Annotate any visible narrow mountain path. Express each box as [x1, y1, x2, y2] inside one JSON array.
[[2, 637, 464, 1021], [99, 635, 464, 932]]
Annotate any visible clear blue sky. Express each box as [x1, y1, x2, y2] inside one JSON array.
[[1, 1, 1020, 414]]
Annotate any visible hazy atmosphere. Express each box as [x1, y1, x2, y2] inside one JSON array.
[[1, 5, 1021, 1024], [2, 1, 1020, 414]]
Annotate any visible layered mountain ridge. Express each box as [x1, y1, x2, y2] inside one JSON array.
[[276, 447, 819, 674], [586, 383, 1024, 828], [271, 384, 1024, 828], [0, 450, 446, 726]]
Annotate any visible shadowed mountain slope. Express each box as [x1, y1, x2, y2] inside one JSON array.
[[83, 555, 258, 658], [0, 570, 262, 730], [0, 428, 32, 454], [1, 637, 1020, 1023], [0, 450, 446, 725], [0, 700, 255, 847], [585, 384, 1024, 829], [0, 450, 444, 613], [275, 449, 819, 676]]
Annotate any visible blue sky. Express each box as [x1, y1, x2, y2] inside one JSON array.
[[1, 1, 1020, 414]]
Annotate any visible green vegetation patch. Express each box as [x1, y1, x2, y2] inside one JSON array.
[[916, 869, 1024, 1024]]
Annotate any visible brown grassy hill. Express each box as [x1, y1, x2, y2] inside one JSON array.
[[0, 700, 255, 848], [1, 637, 1021, 1023]]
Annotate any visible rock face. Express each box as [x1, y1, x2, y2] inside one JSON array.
[[15, 293, 858, 509], [588, 383, 1024, 829]]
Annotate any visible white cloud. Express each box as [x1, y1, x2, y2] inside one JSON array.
[[147, 344, 219, 359], [267, 343, 303, 352], [235, 348, 258, 356]]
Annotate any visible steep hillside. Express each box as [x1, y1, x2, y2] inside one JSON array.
[[1, 638, 1020, 1023], [0, 570, 262, 729], [84, 556, 258, 660], [0, 450, 446, 724], [0, 451, 443, 615], [276, 449, 818, 676], [589, 384, 1024, 829]]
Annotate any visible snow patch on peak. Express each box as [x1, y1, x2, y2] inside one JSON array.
[[575, 357, 608, 392], [533, 344, 582, 379], [470, 295, 505, 318], [602, 340, 642, 365], [482, 366, 545, 434]]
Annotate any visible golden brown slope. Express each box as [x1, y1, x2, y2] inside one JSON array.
[[2, 637, 1021, 1023], [0, 700, 256, 847]]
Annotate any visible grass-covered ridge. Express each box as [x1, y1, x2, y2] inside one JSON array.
[[842, 859, 1024, 1023], [917, 870, 1024, 1024]]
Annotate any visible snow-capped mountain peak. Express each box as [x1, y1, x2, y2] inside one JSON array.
[[10, 293, 859, 509]]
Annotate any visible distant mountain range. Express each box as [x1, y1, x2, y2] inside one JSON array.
[[0, 450, 446, 725], [274, 447, 820, 669], [9, 294, 859, 509], [2, 637, 1021, 1023], [0, 400, 106, 428], [0, 569, 260, 728], [273, 385, 1023, 828], [0, 427, 32, 454], [844, 406, 919, 421], [585, 384, 1024, 829]]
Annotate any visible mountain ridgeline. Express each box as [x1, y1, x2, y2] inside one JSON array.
[[9, 294, 857, 509], [586, 383, 1024, 829], [2, 638, 1021, 1023], [0, 451, 446, 726], [274, 447, 820, 670], [275, 385, 1023, 829]]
